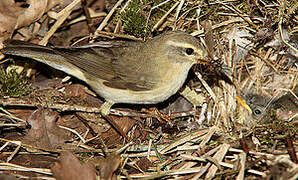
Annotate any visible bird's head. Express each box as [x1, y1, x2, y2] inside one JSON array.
[[152, 31, 209, 65]]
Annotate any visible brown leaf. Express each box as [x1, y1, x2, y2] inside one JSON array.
[[32, 77, 63, 90], [101, 116, 136, 147], [95, 154, 121, 180], [0, 0, 60, 39], [0, 1, 23, 35], [23, 108, 71, 149], [136, 157, 152, 172], [161, 96, 193, 113], [16, 0, 47, 29], [52, 152, 97, 180], [64, 84, 88, 100], [0, 174, 17, 180]]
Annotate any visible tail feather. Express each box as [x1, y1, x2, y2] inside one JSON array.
[[1, 40, 87, 82]]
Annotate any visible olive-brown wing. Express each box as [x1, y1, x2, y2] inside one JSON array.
[[53, 44, 159, 91], [1, 40, 159, 91]]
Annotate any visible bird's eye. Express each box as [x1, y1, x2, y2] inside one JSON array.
[[185, 48, 194, 55], [254, 109, 261, 115]]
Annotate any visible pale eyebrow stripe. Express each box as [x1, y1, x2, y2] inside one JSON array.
[[166, 40, 207, 59], [166, 40, 198, 50]]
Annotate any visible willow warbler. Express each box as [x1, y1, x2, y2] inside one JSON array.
[[1, 31, 209, 115]]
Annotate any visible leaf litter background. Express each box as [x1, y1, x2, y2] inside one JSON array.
[[0, 0, 297, 179]]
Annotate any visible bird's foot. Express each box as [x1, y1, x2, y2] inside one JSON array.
[[100, 101, 114, 116]]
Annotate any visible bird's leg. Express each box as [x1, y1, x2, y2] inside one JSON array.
[[100, 101, 114, 115], [100, 101, 131, 141]]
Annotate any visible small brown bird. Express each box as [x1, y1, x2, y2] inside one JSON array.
[[244, 93, 271, 120], [1, 31, 209, 114], [244, 90, 297, 122]]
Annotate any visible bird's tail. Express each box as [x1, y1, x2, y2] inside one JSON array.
[[1, 40, 87, 82]]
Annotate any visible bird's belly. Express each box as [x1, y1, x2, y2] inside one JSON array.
[[92, 63, 192, 104]]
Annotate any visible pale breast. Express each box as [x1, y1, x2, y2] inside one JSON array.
[[90, 62, 194, 104]]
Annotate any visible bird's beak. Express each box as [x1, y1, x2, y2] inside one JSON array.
[[236, 96, 253, 115], [196, 58, 209, 65]]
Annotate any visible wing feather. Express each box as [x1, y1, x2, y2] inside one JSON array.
[[2, 40, 160, 91]]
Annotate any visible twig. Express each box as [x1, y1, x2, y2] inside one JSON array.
[[219, 2, 257, 29], [94, 0, 126, 38], [39, 0, 81, 45], [0, 107, 26, 123], [195, 72, 217, 103], [58, 125, 86, 144], [174, 0, 185, 30], [160, 128, 209, 154], [0, 162, 52, 175], [152, 1, 180, 31], [81, 0, 95, 33], [0, 98, 195, 118], [236, 152, 247, 180], [94, 31, 142, 41], [191, 18, 244, 36], [278, 17, 298, 54], [67, 12, 107, 26]]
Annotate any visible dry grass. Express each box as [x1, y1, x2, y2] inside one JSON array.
[[0, 0, 297, 179]]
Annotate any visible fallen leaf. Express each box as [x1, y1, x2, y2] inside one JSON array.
[[101, 116, 136, 147], [0, 0, 60, 40], [0, 1, 23, 37], [95, 154, 121, 180], [64, 84, 88, 100], [23, 108, 71, 150], [16, 0, 48, 30], [136, 157, 152, 172], [52, 151, 97, 180]]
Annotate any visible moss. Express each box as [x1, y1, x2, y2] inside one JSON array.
[[121, 0, 150, 38], [119, 0, 177, 38], [0, 64, 34, 98]]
